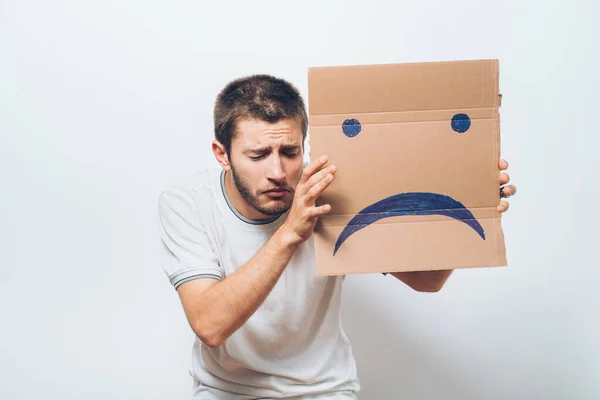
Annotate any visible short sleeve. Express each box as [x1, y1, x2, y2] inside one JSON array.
[[158, 189, 223, 289]]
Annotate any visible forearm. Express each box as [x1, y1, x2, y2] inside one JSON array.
[[183, 156, 335, 347], [193, 227, 300, 346], [391, 269, 453, 292]]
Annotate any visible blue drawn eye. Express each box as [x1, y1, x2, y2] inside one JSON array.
[[342, 119, 361, 137], [451, 113, 471, 133]]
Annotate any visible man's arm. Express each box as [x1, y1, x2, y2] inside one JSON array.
[[177, 229, 300, 347], [176, 156, 337, 347], [391, 270, 454, 292]]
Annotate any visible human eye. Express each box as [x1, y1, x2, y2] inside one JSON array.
[[282, 147, 300, 158], [249, 151, 268, 161]]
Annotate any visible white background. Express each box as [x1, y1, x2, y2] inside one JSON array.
[[1, 0, 599, 399]]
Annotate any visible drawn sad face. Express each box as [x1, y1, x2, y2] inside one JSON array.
[[332, 113, 486, 256], [307, 59, 504, 274]]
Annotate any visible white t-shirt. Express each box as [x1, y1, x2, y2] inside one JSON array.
[[157, 167, 360, 399]]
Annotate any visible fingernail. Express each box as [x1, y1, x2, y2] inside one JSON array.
[[320, 156, 327, 163]]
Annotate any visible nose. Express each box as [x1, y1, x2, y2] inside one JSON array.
[[266, 154, 285, 182]]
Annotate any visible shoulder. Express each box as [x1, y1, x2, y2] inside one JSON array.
[[158, 168, 221, 216]]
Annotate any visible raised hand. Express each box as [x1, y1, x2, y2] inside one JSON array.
[[281, 155, 336, 244]]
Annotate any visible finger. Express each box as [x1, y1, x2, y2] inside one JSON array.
[[301, 155, 329, 184], [306, 172, 334, 201], [502, 184, 517, 197], [307, 164, 337, 188], [307, 204, 332, 218], [497, 200, 510, 213], [500, 172, 510, 185], [499, 159, 509, 170]]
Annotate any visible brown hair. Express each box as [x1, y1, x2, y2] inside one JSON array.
[[214, 74, 308, 154]]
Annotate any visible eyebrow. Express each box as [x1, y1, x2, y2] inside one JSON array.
[[280, 144, 301, 152]]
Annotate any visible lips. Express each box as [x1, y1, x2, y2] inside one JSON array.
[[264, 188, 290, 197]]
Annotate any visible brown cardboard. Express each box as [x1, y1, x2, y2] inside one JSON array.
[[307, 59, 507, 276]]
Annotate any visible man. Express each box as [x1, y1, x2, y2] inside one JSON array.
[[157, 75, 517, 399]]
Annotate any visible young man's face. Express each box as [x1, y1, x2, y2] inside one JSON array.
[[227, 117, 304, 218]]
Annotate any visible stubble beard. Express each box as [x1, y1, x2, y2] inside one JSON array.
[[230, 163, 294, 217]]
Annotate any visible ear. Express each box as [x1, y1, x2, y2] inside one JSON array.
[[212, 140, 231, 171]]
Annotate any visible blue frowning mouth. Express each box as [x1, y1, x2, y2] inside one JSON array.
[[333, 192, 486, 255]]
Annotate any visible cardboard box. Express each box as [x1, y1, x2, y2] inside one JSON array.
[[307, 59, 507, 276]]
